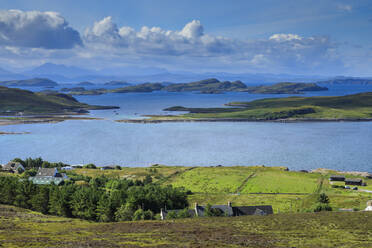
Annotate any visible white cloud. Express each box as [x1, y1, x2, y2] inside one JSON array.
[[0, 9, 82, 49], [337, 4, 352, 12], [269, 34, 303, 42]]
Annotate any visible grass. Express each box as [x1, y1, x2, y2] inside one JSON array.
[[143, 92, 372, 121], [241, 169, 321, 194], [1, 204, 372, 247], [74, 165, 191, 182], [71, 165, 372, 213]]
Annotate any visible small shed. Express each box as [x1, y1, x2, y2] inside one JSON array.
[[345, 178, 363, 186], [329, 175, 345, 182]]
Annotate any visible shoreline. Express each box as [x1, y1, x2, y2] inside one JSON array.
[[0, 131, 30, 135], [116, 117, 372, 124], [0, 116, 104, 126]]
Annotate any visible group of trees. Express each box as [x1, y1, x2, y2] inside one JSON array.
[[12, 157, 69, 170], [0, 174, 189, 222]]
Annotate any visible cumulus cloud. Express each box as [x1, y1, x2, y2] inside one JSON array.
[[83, 17, 337, 73], [0, 9, 82, 49], [84, 17, 236, 56]]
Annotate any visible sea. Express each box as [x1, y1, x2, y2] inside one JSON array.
[[1, 83, 372, 172]]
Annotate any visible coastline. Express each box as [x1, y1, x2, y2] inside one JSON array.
[[116, 117, 372, 124], [0, 115, 104, 126]]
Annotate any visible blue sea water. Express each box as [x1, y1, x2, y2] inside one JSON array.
[[1, 84, 372, 171]]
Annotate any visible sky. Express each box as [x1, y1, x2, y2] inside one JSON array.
[[0, 0, 371, 76]]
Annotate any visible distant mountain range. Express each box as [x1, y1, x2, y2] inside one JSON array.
[[0, 63, 371, 85]]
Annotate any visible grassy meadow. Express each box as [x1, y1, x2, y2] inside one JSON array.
[[1, 204, 372, 247]]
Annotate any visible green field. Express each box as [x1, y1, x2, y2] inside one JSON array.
[[71, 165, 372, 213], [1, 204, 372, 247]]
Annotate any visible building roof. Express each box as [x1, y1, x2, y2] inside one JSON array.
[[29, 176, 64, 185], [196, 205, 234, 217], [36, 167, 58, 177], [345, 178, 362, 183], [233, 205, 273, 216]]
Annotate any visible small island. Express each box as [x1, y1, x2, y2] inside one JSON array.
[[107, 78, 328, 94], [117, 92, 372, 123], [0, 78, 58, 87]]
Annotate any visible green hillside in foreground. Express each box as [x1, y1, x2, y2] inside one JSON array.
[[1, 204, 372, 247], [73, 165, 372, 213], [0, 86, 118, 114], [144, 92, 372, 121]]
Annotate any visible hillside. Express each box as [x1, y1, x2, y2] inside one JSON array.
[[1, 204, 372, 247], [243, 82, 328, 94], [0, 86, 118, 114], [122, 92, 372, 122], [0, 78, 58, 87]]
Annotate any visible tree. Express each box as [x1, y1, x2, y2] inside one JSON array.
[[115, 204, 134, 221], [84, 163, 97, 169], [204, 204, 225, 217], [318, 193, 330, 204], [96, 193, 115, 222], [70, 186, 100, 220], [133, 209, 145, 221], [314, 193, 332, 212], [177, 208, 191, 218], [115, 165, 122, 170], [143, 175, 153, 185], [30, 186, 50, 214]]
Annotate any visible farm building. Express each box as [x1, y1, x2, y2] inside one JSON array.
[[29, 167, 68, 185], [160, 202, 273, 220], [1, 162, 25, 174], [345, 178, 363, 186], [329, 175, 345, 182]]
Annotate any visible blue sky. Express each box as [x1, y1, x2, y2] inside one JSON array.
[[0, 0, 371, 76]]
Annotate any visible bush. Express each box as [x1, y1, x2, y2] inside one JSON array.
[[133, 209, 145, 221], [314, 204, 332, 212], [318, 193, 330, 204]]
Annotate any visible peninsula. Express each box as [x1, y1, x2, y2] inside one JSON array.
[[0, 86, 118, 125], [117, 92, 372, 123]]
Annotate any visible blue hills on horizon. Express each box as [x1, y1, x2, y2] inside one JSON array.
[[0, 62, 370, 85]]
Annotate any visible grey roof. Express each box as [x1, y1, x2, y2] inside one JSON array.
[[345, 178, 362, 182], [233, 205, 273, 216], [196, 205, 234, 217], [36, 167, 58, 177]]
